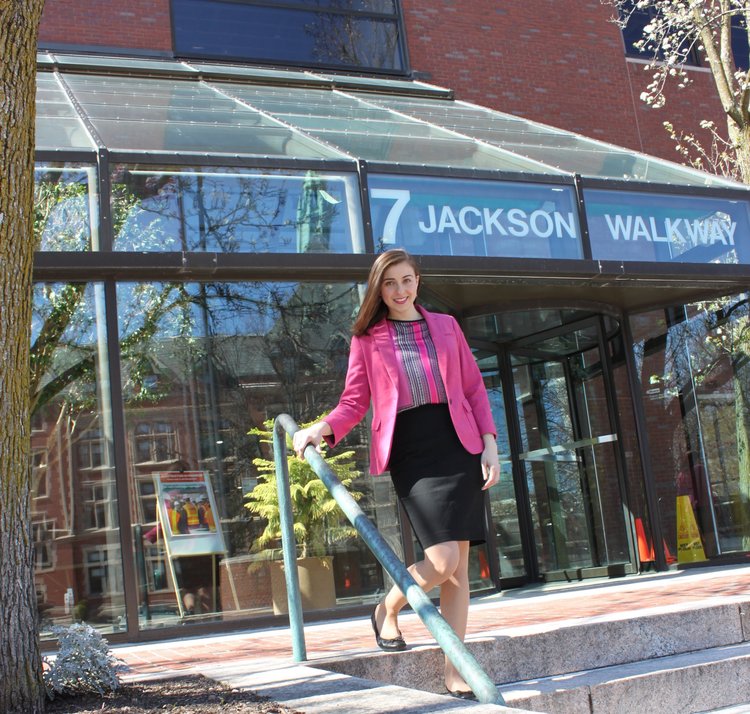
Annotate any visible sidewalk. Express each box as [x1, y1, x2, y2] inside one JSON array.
[[115, 564, 750, 683]]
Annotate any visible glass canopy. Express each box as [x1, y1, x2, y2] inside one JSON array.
[[35, 53, 750, 190], [217, 82, 551, 172], [357, 94, 741, 187], [36, 72, 95, 150], [59, 73, 346, 158]]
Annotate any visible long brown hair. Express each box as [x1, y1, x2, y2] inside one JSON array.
[[352, 249, 421, 336]]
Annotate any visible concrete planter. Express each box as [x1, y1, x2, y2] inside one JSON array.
[[269, 555, 336, 614]]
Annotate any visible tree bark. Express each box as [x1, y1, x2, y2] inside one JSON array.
[[727, 118, 750, 185], [0, 2, 47, 712]]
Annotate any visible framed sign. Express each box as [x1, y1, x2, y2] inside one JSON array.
[[153, 471, 225, 557], [368, 173, 582, 259], [585, 188, 750, 264]]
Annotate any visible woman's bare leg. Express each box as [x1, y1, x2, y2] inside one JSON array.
[[441, 540, 471, 692], [373, 541, 460, 640]]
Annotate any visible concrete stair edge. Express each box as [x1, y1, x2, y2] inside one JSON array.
[[203, 661, 534, 714], [500, 640, 750, 714]]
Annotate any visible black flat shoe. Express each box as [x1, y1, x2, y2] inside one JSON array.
[[447, 689, 477, 701], [370, 604, 407, 652]]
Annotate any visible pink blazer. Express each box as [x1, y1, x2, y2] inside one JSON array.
[[324, 305, 497, 475]]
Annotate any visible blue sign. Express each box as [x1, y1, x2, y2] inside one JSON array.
[[586, 188, 750, 264], [368, 174, 582, 259]]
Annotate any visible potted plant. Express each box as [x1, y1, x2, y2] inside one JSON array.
[[245, 417, 363, 614]]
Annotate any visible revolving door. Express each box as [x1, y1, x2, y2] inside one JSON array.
[[468, 309, 635, 584]]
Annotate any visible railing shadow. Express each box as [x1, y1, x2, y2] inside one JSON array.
[[272, 414, 505, 706]]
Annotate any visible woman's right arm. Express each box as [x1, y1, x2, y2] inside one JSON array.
[[293, 335, 371, 459]]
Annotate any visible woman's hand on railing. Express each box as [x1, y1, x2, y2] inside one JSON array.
[[292, 421, 331, 459]]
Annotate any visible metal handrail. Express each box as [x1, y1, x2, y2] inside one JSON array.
[[272, 414, 505, 706]]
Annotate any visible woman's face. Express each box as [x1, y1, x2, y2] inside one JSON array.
[[380, 261, 420, 319]]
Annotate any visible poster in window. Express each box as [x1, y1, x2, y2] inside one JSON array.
[[153, 471, 225, 557]]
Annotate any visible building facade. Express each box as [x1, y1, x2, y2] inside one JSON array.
[[31, 0, 750, 644]]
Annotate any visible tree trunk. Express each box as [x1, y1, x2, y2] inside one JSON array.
[[0, 2, 47, 712], [727, 118, 750, 185]]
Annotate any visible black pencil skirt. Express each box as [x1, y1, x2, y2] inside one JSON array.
[[387, 403, 487, 550]]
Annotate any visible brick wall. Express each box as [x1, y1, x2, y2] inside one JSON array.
[[39, 0, 172, 53], [402, 0, 728, 164]]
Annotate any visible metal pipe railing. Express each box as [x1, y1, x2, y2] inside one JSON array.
[[273, 414, 505, 706]]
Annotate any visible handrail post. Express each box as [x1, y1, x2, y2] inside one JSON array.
[[273, 414, 504, 705], [273, 416, 307, 661]]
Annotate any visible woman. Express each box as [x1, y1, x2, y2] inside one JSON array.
[[292, 248, 499, 699]]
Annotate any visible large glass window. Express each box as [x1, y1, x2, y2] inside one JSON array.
[[111, 166, 363, 254], [630, 294, 750, 563], [31, 282, 125, 636], [172, 0, 405, 73], [35, 164, 98, 251], [118, 280, 396, 629]]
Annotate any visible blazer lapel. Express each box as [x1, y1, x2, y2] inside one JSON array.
[[418, 306, 454, 386], [370, 319, 400, 389]]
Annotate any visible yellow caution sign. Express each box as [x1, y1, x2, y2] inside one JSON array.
[[676, 494, 707, 563]]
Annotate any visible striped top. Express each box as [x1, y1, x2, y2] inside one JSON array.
[[388, 318, 448, 412]]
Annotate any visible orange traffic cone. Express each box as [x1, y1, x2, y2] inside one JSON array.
[[635, 518, 655, 562]]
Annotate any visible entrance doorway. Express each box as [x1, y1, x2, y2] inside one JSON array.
[[465, 308, 635, 585]]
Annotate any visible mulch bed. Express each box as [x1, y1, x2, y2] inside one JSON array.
[[44, 674, 304, 713]]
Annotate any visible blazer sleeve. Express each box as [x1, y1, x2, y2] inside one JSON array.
[[323, 334, 372, 448], [452, 317, 497, 438]]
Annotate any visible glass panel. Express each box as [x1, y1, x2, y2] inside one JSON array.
[[586, 188, 750, 264], [61, 74, 345, 158], [31, 282, 125, 637], [111, 166, 363, 253], [368, 174, 581, 258], [630, 296, 750, 561], [172, 1, 404, 72], [219, 83, 547, 171], [36, 72, 95, 150], [473, 348, 526, 579], [119, 280, 396, 628], [35, 164, 98, 251], [363, 93, 744, 187], [512, 324, 629, 575]]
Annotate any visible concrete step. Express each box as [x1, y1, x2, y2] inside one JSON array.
[[318, 599, 750, 692], [312, 599, 750, 713], [499, 641, 750, 714], [210, 662, 530, 713]]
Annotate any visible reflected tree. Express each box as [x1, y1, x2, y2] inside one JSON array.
[[305, 4, 399, 70]]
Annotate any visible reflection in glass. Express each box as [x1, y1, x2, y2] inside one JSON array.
[[172, 1, 404, 72], [117, 280, 394, 629], [35, 164, 97, 251], [630, 295, 750, 561], [111, 167, 362, 254], [31, 283, 124, 637]]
